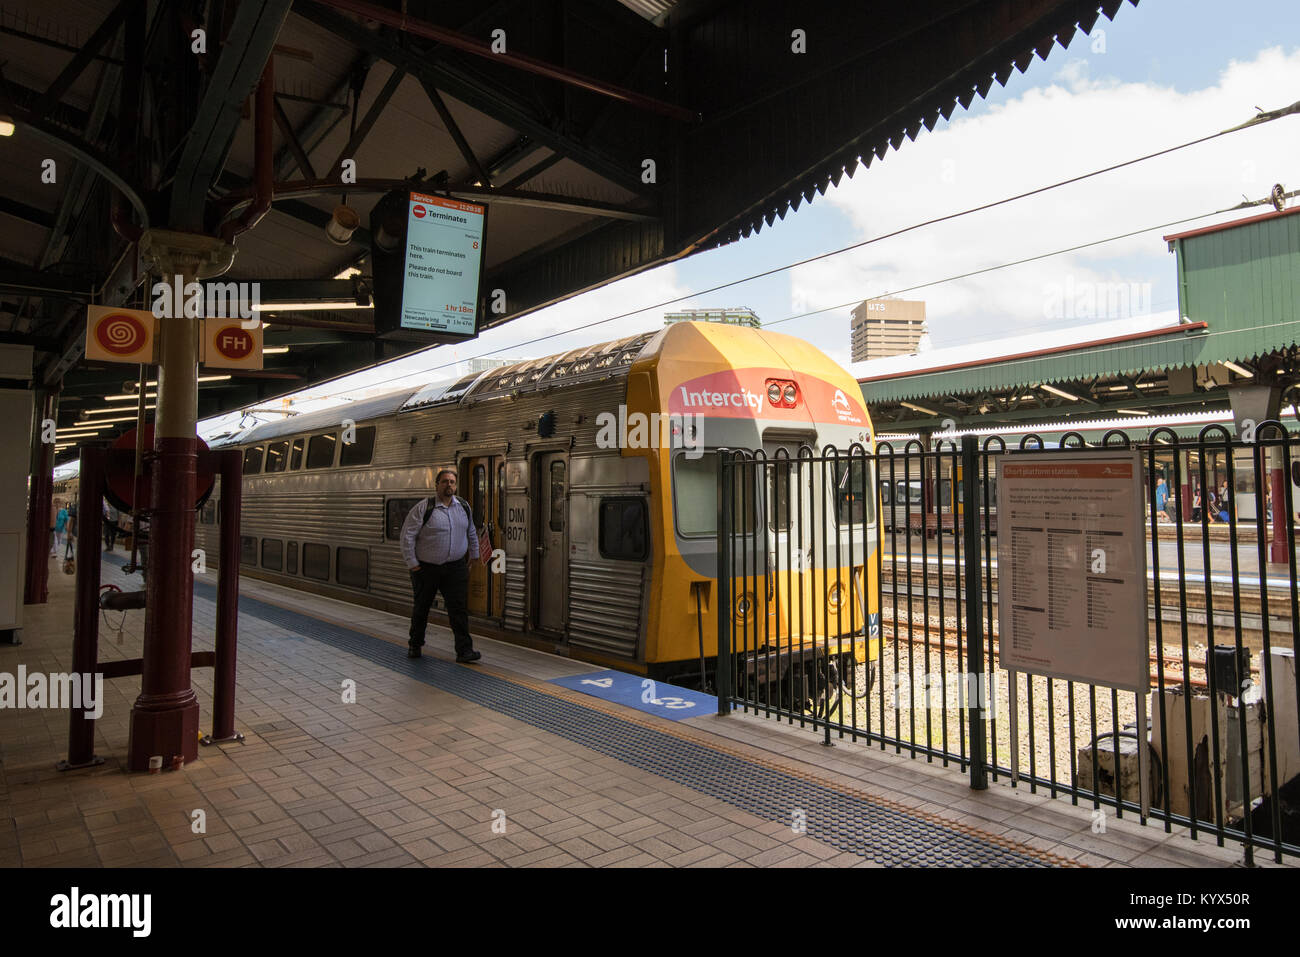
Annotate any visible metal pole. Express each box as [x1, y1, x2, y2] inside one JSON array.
[[961, 436, 987, 789], [205, 449, 244, 743], [61, 447, 105, 770], [716, 450, 732, 715], [22, 388, 56, 609]]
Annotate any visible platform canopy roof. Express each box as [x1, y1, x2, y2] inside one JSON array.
[[0, 0, 1150, 462], [858, 205, 1300, 432]]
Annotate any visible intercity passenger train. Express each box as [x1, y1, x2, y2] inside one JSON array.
[[200, 321, 880, 692]]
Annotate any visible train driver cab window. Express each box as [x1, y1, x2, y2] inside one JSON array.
[[289, 437, 304, 470], [306, 432, 337, 469], [834, 458, 875, 526], [673, 452, 756, 537], [264, 440, 289, 473], [339, 426, 376, 467], [242, 446, 264, 474], [600, 498, 648, 561]]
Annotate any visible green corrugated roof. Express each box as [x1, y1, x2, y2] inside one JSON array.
[[859, 206, 1300, 404]]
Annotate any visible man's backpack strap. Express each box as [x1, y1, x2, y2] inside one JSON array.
[[420, 496, 476, 529], [421, 497, 434, 528]]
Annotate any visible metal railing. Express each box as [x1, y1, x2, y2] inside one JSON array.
[[716, 427, 1300, 863]]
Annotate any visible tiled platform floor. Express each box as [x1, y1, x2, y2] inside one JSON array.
[[1, 550, 1290, 868]]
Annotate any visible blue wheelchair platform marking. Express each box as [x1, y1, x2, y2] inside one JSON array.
[[550, 670, 715, 720]]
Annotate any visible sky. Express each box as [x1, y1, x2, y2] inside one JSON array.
[[196, 0, 1300, 440]]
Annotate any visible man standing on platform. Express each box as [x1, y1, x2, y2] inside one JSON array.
[[400, 469, 483, 663]]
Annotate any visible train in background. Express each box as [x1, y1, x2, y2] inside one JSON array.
[[198, 322, 881, 705], [874, 414, 1300, 537]]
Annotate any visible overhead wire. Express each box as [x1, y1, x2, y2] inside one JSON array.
[[225, 101, 1300, 412]]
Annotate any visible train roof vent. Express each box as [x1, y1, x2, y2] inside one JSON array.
[[399, 371, 483, 412]]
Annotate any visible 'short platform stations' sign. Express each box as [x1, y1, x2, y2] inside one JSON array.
[[400, 192, 486, 336], [995, 451, 1148, 692]]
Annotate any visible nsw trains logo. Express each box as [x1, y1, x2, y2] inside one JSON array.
[[95, 312, 149, 356]]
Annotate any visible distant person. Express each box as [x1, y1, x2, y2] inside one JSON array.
[[400, 469, 483, 663], [1154, 476, 1168, 522], [52, 499, 68, 556], [1191, 488, 1203, 523], [103, 501, 119, 550], [1217, 480, 1232, 523]]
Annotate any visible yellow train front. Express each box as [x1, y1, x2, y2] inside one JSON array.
[[201, 321, 880, 702]]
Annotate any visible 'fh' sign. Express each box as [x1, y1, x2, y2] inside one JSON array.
[[201, 320, 263, 370]]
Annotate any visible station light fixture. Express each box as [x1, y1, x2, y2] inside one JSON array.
[[900, 401, 939, 416], [82, 405, 156, 416], [1223, 361, 1255, 378], [0, 115, 13, 137], [104, 392, 158, 402], [76, 413, 145, 425], [263, 346, 289, 355], [1040, 383, 1081, 402], [1114, 409, 1148, 416]]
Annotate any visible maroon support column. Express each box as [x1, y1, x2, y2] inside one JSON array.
[[127, 239, 211, 771], [1270, 460, 1288, 564], [23, 390, 57, 607]]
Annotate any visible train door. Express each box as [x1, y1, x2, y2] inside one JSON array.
[[533, 452, 568, 634], [462, 456, 502, 618], [763, 432, 816, 644]]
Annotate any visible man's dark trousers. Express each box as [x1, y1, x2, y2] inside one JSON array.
[[409, 557, 473, 655]]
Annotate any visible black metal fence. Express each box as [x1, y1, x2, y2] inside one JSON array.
[[716, 426, 1300, 863]]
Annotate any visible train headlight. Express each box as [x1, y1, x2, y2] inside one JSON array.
[[783, 384, 797, 405], [767, 383, 782, 405], [736, 593, 754, 619], [828, 583, 843, 609]]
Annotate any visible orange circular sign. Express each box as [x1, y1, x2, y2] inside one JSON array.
[[95, 312, 148, 356], [213, 325, 254, 360]]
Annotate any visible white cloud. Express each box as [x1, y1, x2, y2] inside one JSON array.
[[790, 46, 1300, 350]]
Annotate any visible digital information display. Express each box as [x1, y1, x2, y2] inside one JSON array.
[[399, 192, 487, 336]]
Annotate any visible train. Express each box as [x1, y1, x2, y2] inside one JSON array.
[[198, 321, 881, 697]]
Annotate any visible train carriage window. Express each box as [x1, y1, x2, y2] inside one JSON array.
[[302, 543, 329, 581], [834, 458, 876, 526], [289, 438, 304, 470], [240, 535, 257, 565], [767, 460, 791, 531], [673, 452, 756, 537], [339, 426, 376, 467], [242, 446, 264, 474], [264, 440, 289, 473], [336, 547, 369, 588], [261, 538, 283, 571], [201, 501, 216, 525], [497, 463, 505, 533], [599, 498, 648, 561], [879, 481, 893, 506], [286, 541, 298, 575], [385, 498, 425, 540], [549, 461, 566, 531], [306, 432, 337, 469]]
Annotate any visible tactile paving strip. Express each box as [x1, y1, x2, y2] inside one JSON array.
[[187, 576, 1064, 866]]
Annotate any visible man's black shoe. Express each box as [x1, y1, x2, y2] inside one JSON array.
[[455, 650, 482, 663], [407, 645, 422, 659]]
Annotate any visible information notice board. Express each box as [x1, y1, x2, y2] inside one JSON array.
[[399, 192, 487, 336], [995, 451, 1148, 692]]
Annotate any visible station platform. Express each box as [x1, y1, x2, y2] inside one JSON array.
[[2, 552, 1290, 870]]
